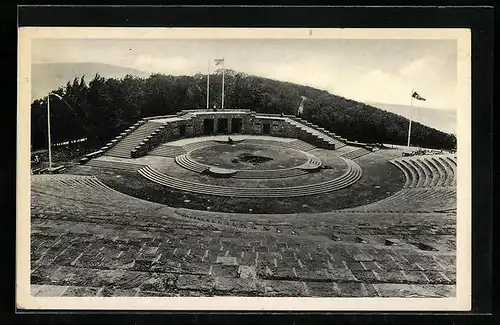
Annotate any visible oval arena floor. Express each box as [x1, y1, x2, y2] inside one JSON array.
[[30, 135, 457, 298]]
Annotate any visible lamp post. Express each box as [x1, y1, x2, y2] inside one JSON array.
[[47, 92, 63, 171]]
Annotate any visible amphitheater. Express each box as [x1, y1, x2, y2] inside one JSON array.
[[31, 109, 457, 298]]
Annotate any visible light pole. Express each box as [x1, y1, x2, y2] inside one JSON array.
[[47, 92, 63, 171]]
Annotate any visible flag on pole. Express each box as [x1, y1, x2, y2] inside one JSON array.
[[214, 58, 224, 66], [412, 91, 426, 101]]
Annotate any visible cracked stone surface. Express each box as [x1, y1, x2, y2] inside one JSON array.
[[29, 175, 456, 298]]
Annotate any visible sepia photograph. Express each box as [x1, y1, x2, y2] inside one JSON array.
[[17, 27, 471, 311]]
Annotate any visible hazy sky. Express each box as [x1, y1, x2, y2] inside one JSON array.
[[32, 38, 457, 110]]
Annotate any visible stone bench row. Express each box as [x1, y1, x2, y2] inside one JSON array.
[[391, 155, 456, 189], [341, 148, 371, 160], [137, 158, 362, 198], [345, 187, 456, 213]]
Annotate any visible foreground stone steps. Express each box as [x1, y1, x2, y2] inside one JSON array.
[[31, 175, 164, 213], [344, 187, 456, 213], [138, 158, 362, 198]]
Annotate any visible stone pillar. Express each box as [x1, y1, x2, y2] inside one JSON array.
[[228, 118, 233, 134], [213, 118, 218, 134]]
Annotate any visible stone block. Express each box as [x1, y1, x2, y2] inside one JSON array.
[[177, 274, 215, 291]]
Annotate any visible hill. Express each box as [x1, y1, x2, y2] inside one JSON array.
[[366, 102, 456, 135], [31, 62, 151, 101], [30, 68, 457, 151]]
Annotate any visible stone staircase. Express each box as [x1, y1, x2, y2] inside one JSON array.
[[285, 118, 347, 150], [105, 121, 164, 158]]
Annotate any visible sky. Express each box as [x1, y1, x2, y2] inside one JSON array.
[[32, 38, 457, 110]]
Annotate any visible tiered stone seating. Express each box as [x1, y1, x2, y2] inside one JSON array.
[[85, 159, 146, 172], [341, 148, 371, 160], [149, 145, 187, 158], [105, 121, 164, 158], [344, 154, 457, 213], [235, 168, 307, 179], [393, 155, 457, 189], [31, 174, 163, 213], [174, 154, 209, 174], [182, 140, 218, 152], [283, 139, 317, 152], [138, 157, 362, 198]]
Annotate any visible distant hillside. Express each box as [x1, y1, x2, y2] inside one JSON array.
[[31, 62, 151, 101], [366, 102, 456, 135], [30, 68, 456, 151]]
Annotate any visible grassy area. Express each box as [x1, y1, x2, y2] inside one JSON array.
[[68, 149, 405, 214]]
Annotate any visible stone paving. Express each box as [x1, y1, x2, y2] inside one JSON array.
[[29, 175, 456, 298]]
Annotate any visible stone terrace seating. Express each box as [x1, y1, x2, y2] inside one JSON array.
[[340, 148, 371, 160], [239, 138, 316, 152], [105, 121, 164, 158], [149, 145, 187, 158], [343, 154, 457, 213], [235, 168, 308, 179], [138, 157, 362, 198], [31, 174, 164, 214], [282, 139, 317, 152], [392, 155, 457, 189], [181, 140, 219, 152], [174, 154, 209, 174], [85, 159, 146, 172]]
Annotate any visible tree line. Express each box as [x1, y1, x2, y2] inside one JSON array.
[[31, 70, 457, 151]]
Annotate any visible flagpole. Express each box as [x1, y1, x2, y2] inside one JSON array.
[[206, 60, 210, 109], [221, 57, 225, 109], [47, 93, 52, 170], [407, 88, 413, 147]]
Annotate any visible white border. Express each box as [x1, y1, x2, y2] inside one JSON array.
[[17, 27, 471, 311]]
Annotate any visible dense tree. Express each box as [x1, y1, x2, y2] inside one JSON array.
[[30, 70, 457, 151]]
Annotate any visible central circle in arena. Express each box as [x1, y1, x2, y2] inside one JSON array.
[[234, 153, 273, 164], [188, 143, 309, 170]]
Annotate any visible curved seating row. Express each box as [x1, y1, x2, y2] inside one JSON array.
[[235, 168, 308, 179], [85, 159, 145, 172], [176, 148, 323, 179], [346, 154, 457, 213], [283, 140, 317, 152], [181, 140, 218, 152], [390, 155, 457, 189], [344, 187, 456, 213], [341, 148, 371, 160], [138, 158, 362, 198], [239, 138, 315, 152], [150, 145, 187, 158], [174, 154, 209, 174], [31, 175, 163, 213]]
